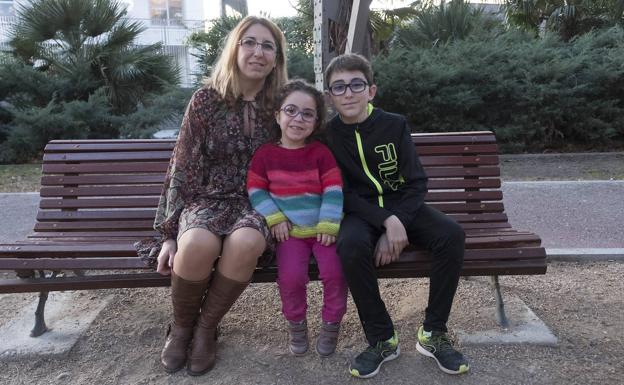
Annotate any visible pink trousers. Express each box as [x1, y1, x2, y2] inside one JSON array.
[[276, 237, 348, 323]]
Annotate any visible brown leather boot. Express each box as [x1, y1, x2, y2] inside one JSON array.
[[161, 271, 210, 373], [187, 271, 249, 376]]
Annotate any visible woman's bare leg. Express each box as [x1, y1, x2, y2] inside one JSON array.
[[218, 227, 266, 281], [174, 228, 222, 281]]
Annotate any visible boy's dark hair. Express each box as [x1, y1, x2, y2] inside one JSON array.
[[324, 53, 374, 87], [273, 79, 327, 144]]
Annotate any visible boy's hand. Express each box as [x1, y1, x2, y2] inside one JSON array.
[[383, 215, 408, 256], [271, 221, 291, 242], [317, 233, 336, 246], [374, 233, 395, 267]]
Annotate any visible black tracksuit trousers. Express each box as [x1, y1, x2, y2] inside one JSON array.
[[336, 203, 465, 346]]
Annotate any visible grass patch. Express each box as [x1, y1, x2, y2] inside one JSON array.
[[0, 163, 42, 192]]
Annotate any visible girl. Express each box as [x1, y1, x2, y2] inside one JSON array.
[[247, 79, 347, 357]]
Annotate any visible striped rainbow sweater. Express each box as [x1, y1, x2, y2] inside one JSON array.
[[247, 141, 343, 238]]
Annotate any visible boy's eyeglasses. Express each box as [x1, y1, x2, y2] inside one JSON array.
[[238, 37, 277, 54], [328, 80, 368, 96], [280, 104, 317, 122]]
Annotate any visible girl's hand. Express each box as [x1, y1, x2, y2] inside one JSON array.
[[317, 233, 336, 246], [271, 221, 291, 242], [156, 239, 177, 276]]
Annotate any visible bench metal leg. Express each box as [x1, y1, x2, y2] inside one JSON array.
[[30, 270, 57, 337], [490, 275, 509, 328], [31, 290, 49, 337]]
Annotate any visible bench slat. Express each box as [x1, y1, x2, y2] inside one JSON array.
[[0, 258, 545, 293], [44, 142, 175, 152], [450, 213, 508, 223], [27, 231, 159, 239], [43, 151, 173, 163], [411, 133, 496, 145], [419, 155, 499, 166], [424, 167, 500, 178], [427, 202, 504, 213], [40, 197, 160, 209], [426, 179, 501, 189], [41, 175, 166, 186], [425, 191, 502, 202], [40, 185, 162, 197], [34, 221, 155, 231], [37, 211, 504, 223], [0, 247, 545, 272], [37, 210, 157, 221], [0, 233, 541, 258], [416, 144, 498, 155], [42, 162, 169, 174]]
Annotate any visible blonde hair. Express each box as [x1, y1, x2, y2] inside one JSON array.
[[207, 16, 288, 114]]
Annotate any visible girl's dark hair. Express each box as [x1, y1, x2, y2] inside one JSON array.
[[272, 79, 327, 144]]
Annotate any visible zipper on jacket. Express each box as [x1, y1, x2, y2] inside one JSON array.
[[354, 127, 384, 207]]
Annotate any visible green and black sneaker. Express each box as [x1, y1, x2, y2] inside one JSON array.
[[416, 326, 469, 375], [349, 331, 400, 379]]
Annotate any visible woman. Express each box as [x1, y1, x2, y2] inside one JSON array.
[[136, 16, 288, 376]]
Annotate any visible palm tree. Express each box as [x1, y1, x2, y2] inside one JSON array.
[[503, 0, 624, 40], [392, 0, 485, 48], [369, 2, 420, 53], [9, 0, 179, 113]]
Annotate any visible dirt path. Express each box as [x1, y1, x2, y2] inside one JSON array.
[[0, 261, 622, 385]]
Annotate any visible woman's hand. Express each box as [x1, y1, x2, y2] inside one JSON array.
[[317, 233, 336, 246], [271, 221, 292, 243], [156, 239, 177, 276]]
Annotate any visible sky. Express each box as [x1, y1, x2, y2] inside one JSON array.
[[244, 0, 503, 17], [206, 0, 443, 19]]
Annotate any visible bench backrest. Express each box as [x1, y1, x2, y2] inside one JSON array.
[[34, 131, 510, 242]]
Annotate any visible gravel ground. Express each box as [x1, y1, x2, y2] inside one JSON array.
[[0, 153, 622, 385], [0, 261, 622, 385]]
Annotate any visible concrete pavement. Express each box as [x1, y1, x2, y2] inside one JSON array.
[[2, 181, 622, 253]]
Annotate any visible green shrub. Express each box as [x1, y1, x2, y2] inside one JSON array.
[[0, 89, 119, 163], [119, 86, 195, 138], [374, 27, 624, 152]]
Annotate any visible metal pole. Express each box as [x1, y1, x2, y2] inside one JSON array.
[[313, 0, 325, 91], [345, 0, 361, 54]]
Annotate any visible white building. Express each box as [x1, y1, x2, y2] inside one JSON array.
[[1, 0, 215, 86]]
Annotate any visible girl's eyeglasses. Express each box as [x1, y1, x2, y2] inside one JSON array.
[[280, 104, 317, 122]]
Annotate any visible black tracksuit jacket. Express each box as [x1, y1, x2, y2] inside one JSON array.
[[327, 107, 428, 231]]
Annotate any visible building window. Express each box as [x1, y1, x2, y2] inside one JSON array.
[[0, 0, 14, 16], [150, 0, 183, 26]]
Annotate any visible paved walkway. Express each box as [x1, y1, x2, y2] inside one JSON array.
[[2, 181, 622, 253]]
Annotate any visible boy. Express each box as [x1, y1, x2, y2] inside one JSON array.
[[325, 53, 469, 378]]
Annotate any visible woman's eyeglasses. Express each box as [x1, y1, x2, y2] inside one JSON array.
[[280, 104, 317, 122], [327, 80, 368, 96], [239, 37, 277, 55]]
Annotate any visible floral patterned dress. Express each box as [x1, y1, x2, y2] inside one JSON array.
[[136, 87, 274, 268]]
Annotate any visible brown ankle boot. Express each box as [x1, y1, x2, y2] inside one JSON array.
[[161, 271, 210, 373], [187, 271, 249, 376]]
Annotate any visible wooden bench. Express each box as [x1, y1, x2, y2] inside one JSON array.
[[0, 131, 546, 336]]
